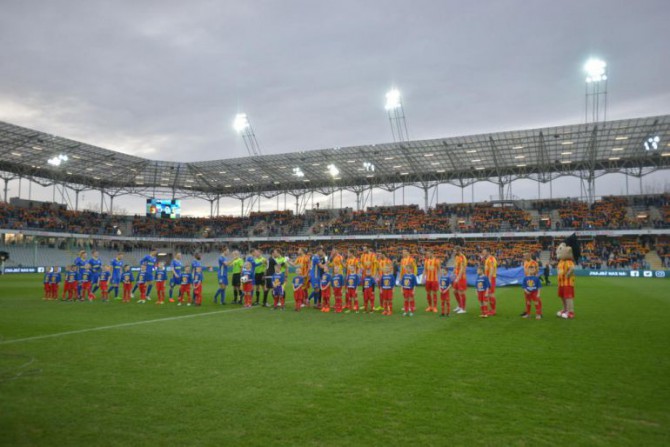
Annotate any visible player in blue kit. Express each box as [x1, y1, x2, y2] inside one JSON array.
[[73, 250, 87, 299], [169, 252, 183, 302], [133, 248, 157, 300], [110, 253, 124, 299], [214, 247, 230, 305], [88, 250, 103, 295]]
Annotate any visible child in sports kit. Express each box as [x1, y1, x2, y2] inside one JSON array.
[[475, 266, 491, 318], [136, 265, 148, 304], [43, 268, 52, 300], [99, 266, 111, 302], [63, 266, 78, 301], [272, 270, 286, 310], [320, 271, 332, 313], [178, 266, 193, 306], [51, 267, 62, 301], [292, 267, 305, 311], [362, 275, 376, 313], [331, 265, 344, 313], [438, 268, 452, 317], [521, 264, 543, 319], [121, 266, 134, 303], [401, 267, 417, 317], [380, 264, 395, 316], [241, 262, 254, 308], [80, 265, 93, 302], [345, 265, 360, 313], [154, 263, 167, 304], [193, 267, 204, 306]]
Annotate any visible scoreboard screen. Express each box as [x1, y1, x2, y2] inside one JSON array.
[[146, 199, 181, 219]]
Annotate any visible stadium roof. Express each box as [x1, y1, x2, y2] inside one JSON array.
[[0, 115, 668, 199]]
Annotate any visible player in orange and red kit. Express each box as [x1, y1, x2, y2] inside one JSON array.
[[482, 248, 498, 316], [360, 245, 378, 310], [557, 255, 575, 318], [331, 265, 344, 313], [523, 252, 538, 276], [345, 249, 360, 310], [453, 246, 468, 314], [423, 250, 441, 313]]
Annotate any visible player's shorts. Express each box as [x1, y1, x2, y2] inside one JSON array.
[[218, 275, 229, 286], [243, 282, 253, 293], [99, 280, 108, 291], [333, 288, 343, 298], [526, 290, 539, 300], [453, 275, 467, 291], [440, 290, 450, 301], [111, 275, 121, 285], [254, 273, 264, 286], [477, 290, 487, 301], [144, 273, 154, 282], [232, 273, 241, 287], [489, 277, 496, 293], [558, 285, 574, 299], [425, 280, 438, 292], [171, 275, 182, 286], [155, 281, 165, 290], [381, 289, 393, 301], [346, 288, 357, 298], [91, 274, 100, 284], [402, 289, 414, 299], [321, 288, 331, 299]]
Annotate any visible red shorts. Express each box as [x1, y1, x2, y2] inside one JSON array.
[[346, 288, 357, 299], [363, 288, 374, 300], [558, 285, 574, 299], [489, 277, 496, 293], [453, 275, 467, 291], [425, 280, 438, 292], [440, 290, 450, 301], [180, 284, 191, 295], [402, 289, 414, 299], [155, 281, 165, 291], [99, 280, 108, 292], [477, 290, 487, 301], [321, 288, 331, 299], [381, 289, 393, 301], [333, 288, 343, 298], [525, 290, 539, 300], [243, 282, 253, 293]]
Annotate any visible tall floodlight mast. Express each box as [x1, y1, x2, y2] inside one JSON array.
[[584, 58, 608, 124], [233, 113, 262, 156], [385, 88, 409, 143]]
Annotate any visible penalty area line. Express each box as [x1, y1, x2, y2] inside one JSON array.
[[0, 307, 253, 346]]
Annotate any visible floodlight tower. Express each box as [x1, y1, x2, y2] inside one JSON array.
[[233, 113, 262, 156], [385, 88, 409, 143], [584, 58, 608, 124]]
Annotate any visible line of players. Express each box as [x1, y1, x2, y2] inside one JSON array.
[[42, 244, 573, 318]]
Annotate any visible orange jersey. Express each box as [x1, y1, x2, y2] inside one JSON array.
[[346, 256, 360, 274], [401, 256, 417, 275], [378, 257, 393, 275], [423, 257, 441, 282], [557, 260, 575, 287], [360, 252, 378, 277], [484, 255, 497, 278], [454, 254, 467, 276], [296, 255, 310, 274], [524, 259, 539, 276], [330, 254, 343, 271]]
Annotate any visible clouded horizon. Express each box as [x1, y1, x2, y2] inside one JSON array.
[[1, 0, 669, 215]]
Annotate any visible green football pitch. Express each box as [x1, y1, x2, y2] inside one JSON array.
[[1, 273, 668, 446]]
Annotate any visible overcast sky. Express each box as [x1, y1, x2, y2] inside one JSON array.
[[1, 0, 669, 216]]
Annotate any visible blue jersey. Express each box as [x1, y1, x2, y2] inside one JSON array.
[[155, 269, 167, 282], [43, 272, 51, 284], [74, 256, 87, 278], [310, 254, 323, 281], [122, 271, 134, 283], [88, 258, 102, 277], [320, 273, 331, 289], [180, 272, 192, 285], [293, 275, 304, 290], [171, 259, 183, 278], [100, 271, 111, 282], [272, 272, 285, 296], [137, 271, 146, 284], [363, 275, 375, 289], [66, 271, 78, 283], [193, 272, 203, 285], [191, 259, 202, 273], [381, 274, 395, 290], [522, 275, 541, 292], [475, 275, 491, 292], [332, 274, 344, 289], [401, 274, 416, 290], [140, 255, 157, 276], [245, 256, 257, 276], [439, 275, 452, 291], [111, 258, 124, 278], [241, 268, 253, 285], [218, 256, 228, 277], [80, 270, 92, 283], [346, 274, 360, 289], [53, 272, 62, 284]]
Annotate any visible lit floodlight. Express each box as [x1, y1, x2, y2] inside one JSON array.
[[385, 89, 401, 110], [233, 113, 250, 133], [327, 164, 339, 177], [644, 135, 661, 151], [363, 161, 375, 172], [292, 167, 304, 177], [47, 153, 68, 167], [584, 58, 607, 83]]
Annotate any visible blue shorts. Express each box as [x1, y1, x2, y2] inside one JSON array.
[[144, 273, 154, 282], [170, 276, 182, 286], [111, 275, 121, 285], [218, 275, 228, 286], [91, 274, 100, 283]]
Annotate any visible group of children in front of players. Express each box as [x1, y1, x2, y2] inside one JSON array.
[[42, 245, 557, 320]]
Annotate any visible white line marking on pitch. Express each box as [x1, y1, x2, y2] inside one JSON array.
[[0, 307, 252, 346]]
